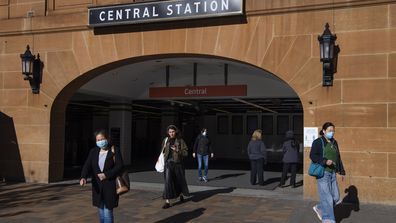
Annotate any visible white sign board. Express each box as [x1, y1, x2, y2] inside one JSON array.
[[304, 127, 319, 147]]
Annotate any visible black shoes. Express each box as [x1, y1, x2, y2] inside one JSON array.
[[162, 202, 171, 209], [278, 183, 297, 188]]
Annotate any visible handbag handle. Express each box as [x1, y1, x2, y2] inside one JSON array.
[[111, 146, 116, 163], [161, 137, 168, 154]]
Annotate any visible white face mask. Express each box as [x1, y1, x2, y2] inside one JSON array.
[[202, 131, 207, 136]]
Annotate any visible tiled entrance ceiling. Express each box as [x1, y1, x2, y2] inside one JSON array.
[[68, 96, 303, 116]]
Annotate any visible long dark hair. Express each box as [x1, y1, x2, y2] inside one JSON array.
[[320, 122, 335, 135], [94, 129, 111, 144], [166, 125, 180, 138]]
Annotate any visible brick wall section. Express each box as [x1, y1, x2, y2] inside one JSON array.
[[0, 0, 396, 204]]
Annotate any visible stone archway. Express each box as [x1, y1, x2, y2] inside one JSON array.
[[14, 18, 331, 200], [49, 52, 309, 182]]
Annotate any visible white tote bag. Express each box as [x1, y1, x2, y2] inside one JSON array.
[[155, 137, 168, 173]]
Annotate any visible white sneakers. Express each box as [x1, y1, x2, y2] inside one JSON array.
[[313, 205, 322, 221]]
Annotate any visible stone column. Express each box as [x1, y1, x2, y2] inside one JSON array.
[[161, 107, 179, 136], [109, 104, 132, 166]]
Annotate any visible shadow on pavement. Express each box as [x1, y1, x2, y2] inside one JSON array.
[[208, 173, 245, 181], [262, 177, 282, 190], [172, 187, 235, 206], [294, 180, 304, 188], [0, 211, 32, 218], [154, 208, 206, 223], [335, 185, 360, 223], [0, 182, 80, 210]]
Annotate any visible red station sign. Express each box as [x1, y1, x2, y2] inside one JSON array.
[[149, 85, 247, 98]]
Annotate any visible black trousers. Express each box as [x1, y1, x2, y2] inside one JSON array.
[[250, 158, 264, 185], [163, 161, 189, 199], [280, 162, 297, 186]]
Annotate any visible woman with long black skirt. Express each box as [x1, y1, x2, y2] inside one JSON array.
[[162, 125, 189, 209]]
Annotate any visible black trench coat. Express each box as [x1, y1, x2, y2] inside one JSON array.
[[81, 146, 123, 209]]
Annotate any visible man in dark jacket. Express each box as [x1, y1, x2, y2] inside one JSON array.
[[193, 128, 214, 182]]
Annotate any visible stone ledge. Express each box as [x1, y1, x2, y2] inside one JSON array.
[[246, 0, 396, 16]]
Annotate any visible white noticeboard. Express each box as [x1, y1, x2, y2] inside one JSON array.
[[304, 127, 319, 147]]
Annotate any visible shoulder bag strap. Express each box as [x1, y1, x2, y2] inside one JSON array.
[[320, 138, 325, 158], [111, 146, 116, 163], [162, 137, 168, 153]]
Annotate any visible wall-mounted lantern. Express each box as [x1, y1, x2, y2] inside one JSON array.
[[20, 45, 43, 94], [318, 23, 340, 87]]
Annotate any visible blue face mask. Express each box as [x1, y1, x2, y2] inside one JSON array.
[[325, 132, 334, 139], [96, 139, 108, 149]]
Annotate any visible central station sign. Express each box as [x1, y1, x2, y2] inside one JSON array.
[[149, 85, 247, 98], [88, 0, 244, 27]]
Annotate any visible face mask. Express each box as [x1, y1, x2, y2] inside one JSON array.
[[325, 132, 334, 139], [202, 131, 207, 136], [96, 139, 108, 149]]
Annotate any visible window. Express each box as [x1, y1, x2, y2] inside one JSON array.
[[293, 115, 303, 135], [261, 115, 273, 135], [246, 115, 258, 135], [277, 115, 290, 135], [232, 115, 243, 134], [217, 116, 228, 134]]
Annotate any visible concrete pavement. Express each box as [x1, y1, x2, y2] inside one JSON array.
[[1, 180, 395, 223]]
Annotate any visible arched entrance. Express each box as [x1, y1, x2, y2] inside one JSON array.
[[50, 54, 304, 192]]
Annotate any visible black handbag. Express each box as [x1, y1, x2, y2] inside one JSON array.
[[111, 146, 130, 195]]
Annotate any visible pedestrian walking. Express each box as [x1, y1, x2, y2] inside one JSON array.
[[161, 125, 190, 209], [80, 129, 124, 223], [310, 122, 346, 223], [193, 128, 214, 182]]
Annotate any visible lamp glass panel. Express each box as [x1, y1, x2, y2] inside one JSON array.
[[324, 42, 330, 59], [320, 43, 324, 59], [22, 60, 26, 73], [329, 42, 334, 59], [23, 60, 29, 74], [26, 60, 32, 74]]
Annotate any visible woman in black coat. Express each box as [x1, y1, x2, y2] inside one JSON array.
[[80, 129, 123, 223]]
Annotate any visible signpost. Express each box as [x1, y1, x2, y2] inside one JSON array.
[[88, 0, 244, 27], [149, 85, 247, 98]]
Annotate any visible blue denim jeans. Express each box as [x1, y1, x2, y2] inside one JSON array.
[[316, 171, 340, 223], [197, 154, 209, 178], [98, 202, 114, 223]]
